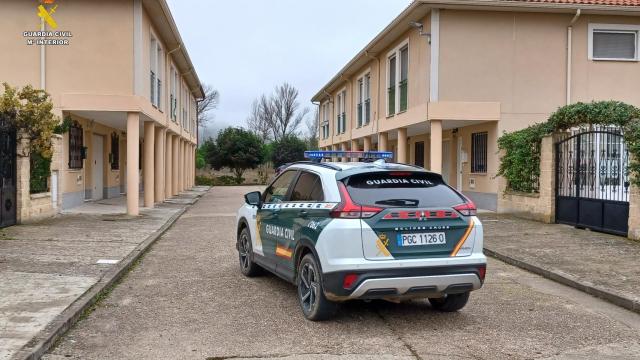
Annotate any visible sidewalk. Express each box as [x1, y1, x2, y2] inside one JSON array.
[[480, 213, 640, 313], [0, 187, 209, 360]]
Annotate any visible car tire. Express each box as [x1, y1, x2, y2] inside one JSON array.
[[428, 291, 470, 312], [297, 254, 337, 321], [238, 227, 261, 277]]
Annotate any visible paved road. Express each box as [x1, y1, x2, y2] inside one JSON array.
[[44, 187, 640, 360]]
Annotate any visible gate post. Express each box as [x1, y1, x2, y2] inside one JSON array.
[[538, 135, 556, 223], [629, 164, 640, 240], [15, 132, 30, 223]]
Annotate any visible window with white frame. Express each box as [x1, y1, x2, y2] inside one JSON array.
[[321, 102, 330, 139], [149, 36, 163, 109], [387, 40, 409, 116], [589, 24, 640, 61], [357, 72, 371, 127], [336, 90, 346, 134]]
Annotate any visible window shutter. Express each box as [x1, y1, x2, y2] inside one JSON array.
[[593, 31, 636, 59]]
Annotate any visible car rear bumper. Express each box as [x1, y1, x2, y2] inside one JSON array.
[[322, 264, 485, 301]]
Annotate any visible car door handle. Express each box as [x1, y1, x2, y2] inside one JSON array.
[[299, 210, 308, 218]]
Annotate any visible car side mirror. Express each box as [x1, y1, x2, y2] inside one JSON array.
[[244, 191, 262, 207]]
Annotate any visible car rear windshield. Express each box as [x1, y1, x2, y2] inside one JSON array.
[[344, 171, 465, 208]]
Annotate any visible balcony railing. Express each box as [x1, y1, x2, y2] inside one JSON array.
[[388, 86, 395, 115], [399, 79, 408, 112], [364, 99, 371, 125], [150, 71, 156, 107]]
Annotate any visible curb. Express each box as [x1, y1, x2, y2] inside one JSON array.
[[11, 193, 205, 360], [484, 247, 640, 314]]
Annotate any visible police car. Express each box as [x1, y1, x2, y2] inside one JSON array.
[[236, 151, 486, 321]]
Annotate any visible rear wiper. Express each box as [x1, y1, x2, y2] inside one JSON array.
[[374, 199, 419, 207]]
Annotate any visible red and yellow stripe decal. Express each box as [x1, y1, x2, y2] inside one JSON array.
[[450, 221, 475, 256], [275, 245, 293, 259]]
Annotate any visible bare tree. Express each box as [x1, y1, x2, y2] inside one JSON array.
[[269, 83, 308, 141], [197, 84, 220, 142], [305, 106, 319, 149], [246, 97, 272, 142]]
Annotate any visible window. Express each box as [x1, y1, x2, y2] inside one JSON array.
[[149, 36, 163, 109], [357, 73, 371, 127], [290, 172, 324, 202], [336, 90, 346, 134], [264, 170, 297, 203], [345, 172, 464, 208], [321, 102, 330, 139], [110, 132, 119, 170], [68, 122, 83, 170], [387, 41, 409, 115], [471, 132, 488, 174], [589, 24, 640, 61]]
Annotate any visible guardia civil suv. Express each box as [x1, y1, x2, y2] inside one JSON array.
[[236, 155, 486, 321]]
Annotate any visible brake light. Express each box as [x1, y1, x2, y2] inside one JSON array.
[[331, 182, 382, 219], [478, 265, 486, 282], [453, 201, 477, 216]]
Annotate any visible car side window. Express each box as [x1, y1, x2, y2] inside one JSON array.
[[263, 170, 297, 203], [290, 172, 324, 202]]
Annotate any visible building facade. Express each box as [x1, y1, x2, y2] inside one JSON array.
[[313, 0, 640, 211], [0, 0, 202, 221]]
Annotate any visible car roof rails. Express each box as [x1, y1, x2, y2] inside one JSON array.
[[288, 161, 342, 171]]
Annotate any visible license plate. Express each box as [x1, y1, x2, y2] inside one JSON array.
[[397, 232, 446, 247]]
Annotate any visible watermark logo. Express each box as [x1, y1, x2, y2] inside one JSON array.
[[23, 1, 72, 46], [37, 1, 58, 29]]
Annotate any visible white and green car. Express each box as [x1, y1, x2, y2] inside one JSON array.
[[236, 157, 486, 321]]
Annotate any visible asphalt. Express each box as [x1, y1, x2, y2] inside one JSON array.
[[42, 186, 640, 360]]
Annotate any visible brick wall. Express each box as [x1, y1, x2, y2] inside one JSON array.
[[497, 135, 555, 223]]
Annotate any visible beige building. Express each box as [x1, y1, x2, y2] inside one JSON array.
[[313, 0, 640, 211], [0, 0, 202, 221]]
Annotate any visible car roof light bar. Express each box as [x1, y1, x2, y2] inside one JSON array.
[[304, 150, 393, 160]]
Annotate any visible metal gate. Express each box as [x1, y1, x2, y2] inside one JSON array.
[[0, 113, 17, 228], [555, 127, 630, 236]]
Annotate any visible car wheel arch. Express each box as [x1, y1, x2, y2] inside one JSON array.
[[293, 238, 322, 280]]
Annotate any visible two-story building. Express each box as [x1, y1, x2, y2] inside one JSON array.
[[0, 0, 202, 223], [313, 0, 640, 211]]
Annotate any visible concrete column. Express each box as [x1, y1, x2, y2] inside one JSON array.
[[350, 139, 359, 161], [143, 121, 155, 208], [126, 113, 140, 216], [192, 144, 196, 187], [364, 136, 372, 152], [379, 132, 388, 151], [172, 135, 179, 195], [154, 127, 165, 202], [430, 120, 443, 173], [397, 128, 408, 163], [165, 133, 173, 199], [340, 142, 347, 163], [178, 139, 184, 191]]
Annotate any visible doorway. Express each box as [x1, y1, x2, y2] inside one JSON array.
[[92, 135, 104, 200], [0, 114, 16, 228], [414, 141, 425, 167], [442, 140, 451, 183]]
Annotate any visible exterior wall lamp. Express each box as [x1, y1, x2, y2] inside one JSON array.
[[409, 21, 431, 44]]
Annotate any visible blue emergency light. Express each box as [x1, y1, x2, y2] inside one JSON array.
[[304, 150, 393, 160]]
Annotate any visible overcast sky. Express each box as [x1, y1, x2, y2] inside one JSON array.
[[166, 0, 411, 140]]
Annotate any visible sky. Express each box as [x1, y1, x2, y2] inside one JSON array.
[[166, 0, 412, 140]]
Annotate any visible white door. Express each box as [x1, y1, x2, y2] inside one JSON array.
[[442, 140, 451, 184], [92, 135, 104, 201], [456, 137, 463, 191]]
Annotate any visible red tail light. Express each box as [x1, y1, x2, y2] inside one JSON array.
[[331, 182, 382, 219], [453, 201, 477, 216], [478, 265, 486, 282]]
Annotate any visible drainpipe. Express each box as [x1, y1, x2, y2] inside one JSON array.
[[311, 100, 320, 149], [40, 17, 46, 89], [567, 9, 581, 105]]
